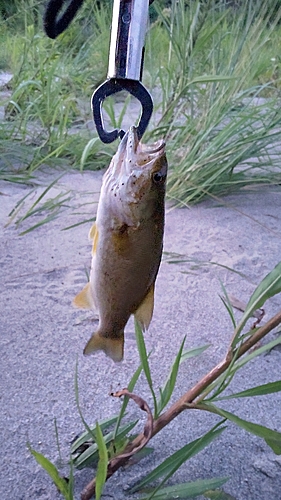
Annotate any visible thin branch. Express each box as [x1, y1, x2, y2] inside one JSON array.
[[110, 389, 154, 460], [81, 309, 281, 500]]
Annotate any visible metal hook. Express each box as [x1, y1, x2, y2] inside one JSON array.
[[92, 78, 153, 144], [91, 0, 153, 143]]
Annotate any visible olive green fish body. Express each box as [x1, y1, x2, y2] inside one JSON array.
[[74, 127, 167, 361]]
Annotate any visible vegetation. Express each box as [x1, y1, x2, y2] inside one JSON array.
[[30, 262, 281, 499], [1, 1, 281, 498], [1, 0, 281, 204]]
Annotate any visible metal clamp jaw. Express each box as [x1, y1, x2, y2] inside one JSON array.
[[92, 0, 153, 143]]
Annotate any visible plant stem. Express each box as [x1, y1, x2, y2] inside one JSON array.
[[81, 309, 281, 500]]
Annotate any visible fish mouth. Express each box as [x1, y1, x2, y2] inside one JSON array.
[[119, 126, 165, 156], [127, 126, 166, 155], [110, 126, 166, 180], [122, 126, 165, 162]]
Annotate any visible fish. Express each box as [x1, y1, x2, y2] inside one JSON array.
[[73, 126, 167, 362]]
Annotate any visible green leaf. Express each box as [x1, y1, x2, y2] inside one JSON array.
[[73, 420, 138, 469], [215, 380, 281, 401], [130, 421, 226, 494], [205, 335, 281, 401], [107, 436, 129, 459], [71, 415, 119, 454], [180, 344, 210, 362], [95, 421, 108, 500], [138, 477, 229, 499], [204, 489, 237, 500], [231, 335, 281, 372], [68, 461, 74, 500], [201, 404, 281, 455], [219, 281, 237, 329], [19, 212, 60, 235], [29, 446, 70, 499], [157, 337, 186, 416], [62, 216, 96, 231], [234, 261, 281, 344], [134, 318, 157, 415], [74, 360, 97, 444], [54, 417, 62, 462]]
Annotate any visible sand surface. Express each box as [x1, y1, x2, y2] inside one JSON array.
[[1, 169, 281, 500]]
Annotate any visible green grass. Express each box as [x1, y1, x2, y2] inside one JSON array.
[[1, 0, 281, 212], [0, 0, 113, 181], [145, 0, 281, 204]]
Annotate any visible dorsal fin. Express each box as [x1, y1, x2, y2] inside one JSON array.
[[134, 283, 155, 331]]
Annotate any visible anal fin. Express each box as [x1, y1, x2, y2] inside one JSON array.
[[83, 332, 124, 362], [134, 283, 155, 331], [73, 282, 94, 310]]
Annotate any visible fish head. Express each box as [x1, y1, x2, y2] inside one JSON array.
[[102, 126, 167, 225]]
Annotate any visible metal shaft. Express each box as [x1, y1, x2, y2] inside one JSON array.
[[107, 0, 149, 81]]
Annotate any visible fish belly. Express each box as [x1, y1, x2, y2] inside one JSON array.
[[92, 219, 163, 336]]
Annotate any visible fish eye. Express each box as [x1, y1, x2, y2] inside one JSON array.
[[152, 171, 166, 184]]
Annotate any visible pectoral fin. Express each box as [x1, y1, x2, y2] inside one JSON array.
[[88, 222, 99, 256], [83, 332, 124, 362], [88, 222, 96, 240], [73, 282, 94, 309], [134, 283, 155, 331]]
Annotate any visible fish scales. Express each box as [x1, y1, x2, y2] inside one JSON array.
[[73, 126, 167, 361]]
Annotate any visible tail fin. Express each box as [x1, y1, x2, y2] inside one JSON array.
[[83, 331, 124, 362]]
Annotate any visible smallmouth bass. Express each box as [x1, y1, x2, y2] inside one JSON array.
[[73, 126, 167, 362]]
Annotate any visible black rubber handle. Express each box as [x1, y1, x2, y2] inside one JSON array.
[[44, 0, 85, 39]]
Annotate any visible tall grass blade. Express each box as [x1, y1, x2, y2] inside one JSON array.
[[54, 417, 62, 463], [62, 216, 96, 231], [74, 359, 97, 442], [156, 337, 186, 416], [95, 421, 108, 500], [15, 174, 65, 225], [134, 318, 157, 416], [80, 137, 101, 171], [113, 363, 143, 439], [18, 212, 60, 235]]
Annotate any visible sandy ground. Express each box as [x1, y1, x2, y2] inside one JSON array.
[[1, 168, 281, 500]]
